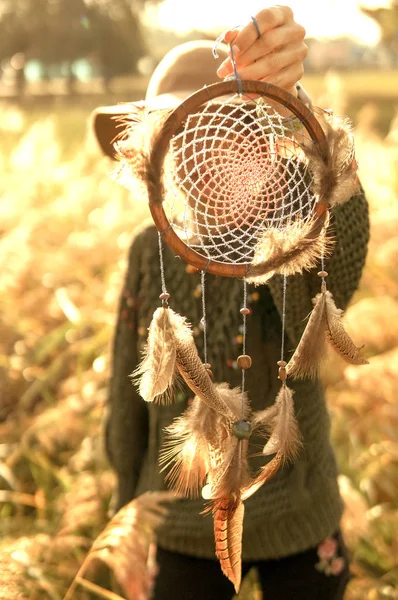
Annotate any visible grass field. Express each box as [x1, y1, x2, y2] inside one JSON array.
[[0, 70, 398, 599]]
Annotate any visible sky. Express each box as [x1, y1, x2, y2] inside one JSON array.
[[144, 0, 393, 46]]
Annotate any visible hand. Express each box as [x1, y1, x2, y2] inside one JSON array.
[[216, 6, 307, 97]]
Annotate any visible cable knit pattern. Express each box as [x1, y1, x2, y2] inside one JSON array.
[[106, 191, 369, 559]]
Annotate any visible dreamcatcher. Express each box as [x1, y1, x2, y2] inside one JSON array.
[[114, 41, 368, 593]]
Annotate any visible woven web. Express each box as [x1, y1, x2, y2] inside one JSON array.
[[162, 94, 318, 264]]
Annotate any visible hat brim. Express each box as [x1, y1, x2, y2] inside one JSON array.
[[91, 90, 193, 160]]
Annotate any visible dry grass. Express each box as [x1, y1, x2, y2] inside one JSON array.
[[0, 74, 397, 599]]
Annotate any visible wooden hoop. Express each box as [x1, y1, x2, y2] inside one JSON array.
[[148, 80, 329, 278]]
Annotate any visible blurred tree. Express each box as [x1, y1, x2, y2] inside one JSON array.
[[360, 1, 398, 66], [0, 0, 147, 94]]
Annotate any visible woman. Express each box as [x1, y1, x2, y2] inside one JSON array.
[[92, 7, 369, 599]]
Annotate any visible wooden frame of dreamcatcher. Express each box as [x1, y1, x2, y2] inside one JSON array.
[[148, 79, 330, 278]]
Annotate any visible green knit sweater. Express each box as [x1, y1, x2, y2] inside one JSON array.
[[106, 192, 369, 560]]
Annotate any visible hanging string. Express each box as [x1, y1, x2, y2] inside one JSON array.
[[229, 43, 243, 95], [158, 231, 167, 296], [241, 278, 248, 416], [212, 31, 243, 95], [201, 268, 209, 365], [280, 275, 288, 366], [320, 229, 327, 291]]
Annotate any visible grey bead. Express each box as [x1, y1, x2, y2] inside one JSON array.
[[232, 419, 252, 440]]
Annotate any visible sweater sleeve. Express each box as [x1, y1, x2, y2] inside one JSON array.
[[105, 226, 149, 511]]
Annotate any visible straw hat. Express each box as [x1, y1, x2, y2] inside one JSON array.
[[92, 40, 229, 159]]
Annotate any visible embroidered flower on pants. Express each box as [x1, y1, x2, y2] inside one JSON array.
[[315, 537, 345, 576]]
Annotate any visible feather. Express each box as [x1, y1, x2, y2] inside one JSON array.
[[247, 214, 331, 285], [302, 113, 361, 208], [160, 384, 250, 592], [206, 438, 251, 502], [174, 327, 237, 421], [286, 291, 328, 379], [159, 397, 214, 498], [208, 444, 247, 594], [160, 384, 250, 498], [324, 291, 368, 365], [243, 386, 302, 500], [112, 105, 172, 195], [133, 307, 176, 403], [213, 498, 244, 594], [241, 454, 282, 501], [259, 386, 302, 462], [201, 386, 251, 501]]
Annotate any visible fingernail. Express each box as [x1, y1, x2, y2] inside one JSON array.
[[217, 60, 232, 78], [231, 44, 240, 55], [223, 30, 236, 44]]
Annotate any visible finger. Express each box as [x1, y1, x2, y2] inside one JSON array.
[[237, 23, 306, 68], [261, 62, 305, 95], [230, 6, 294, 54], [217, 25, 306, 77], [219, 42, 307, 83]]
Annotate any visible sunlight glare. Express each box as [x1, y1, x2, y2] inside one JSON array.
[[144, 0, 382, 45]]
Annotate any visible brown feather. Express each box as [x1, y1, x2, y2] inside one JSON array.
[[111, 106, 172, 196], [302, 113, 361, 207], [247, 214, 331, 285], [133, 307, 176, 403], [286, 292, 328, 379], [205, 438, 251, 502], [213, 498, 244, 594], [324, 291, 369, 365], [242, 386, 302, 500], [201, 386, 251, 503], [259, 386, 302, 462], [241, 454, 283, 501], [160, 385, 250, 498], [174, 329, 237, 421], [160, 397, 215, 498]]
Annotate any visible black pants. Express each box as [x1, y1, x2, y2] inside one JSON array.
[[153, 532, 350, 600]]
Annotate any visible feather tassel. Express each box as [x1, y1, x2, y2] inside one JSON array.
[[255, 385, 302, 462], [324, 291, 368, 365], [174, 330, 237, 421], [161, 384, 250, 593], [302, 113, 361, 208], [112, 106, 172, 194], [133, 307, 177, 403], [247, 215, 330, 285], [204, 438, 251, 502], [243, 385, 302, 500], [287, 290, 368, 380], [160, 384, 250, 498], [286, 292, 328, 379], [159, 397, 216, 498], [213, 498, 244, 594], [241, 454, 282, 501]]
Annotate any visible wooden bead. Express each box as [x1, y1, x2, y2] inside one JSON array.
[[159, 292, 170, 301], [240, 307, 251, 315], [317, 271, 328, 278], [232, 419, 252, 440], [237, 355, 252, 370], [185, 264, 198, 274], [203, 363, 211, 370], [278, 366, 287, 382], [277, 360, 287, 367]]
